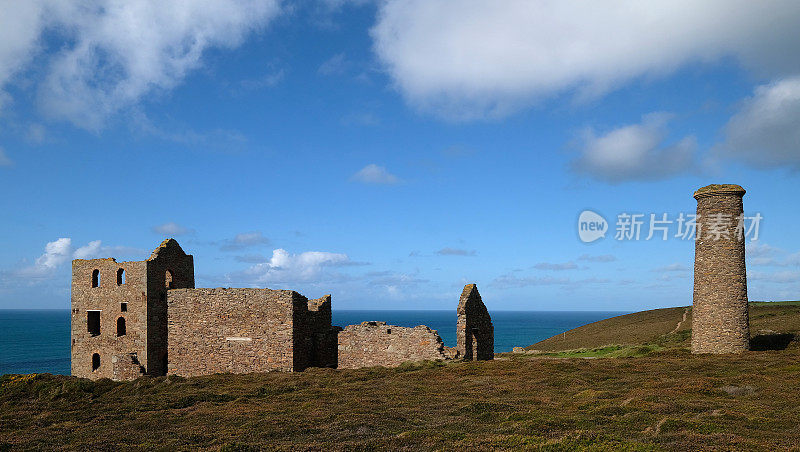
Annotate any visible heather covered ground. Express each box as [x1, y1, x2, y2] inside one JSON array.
[[2, 302, 800, 451]]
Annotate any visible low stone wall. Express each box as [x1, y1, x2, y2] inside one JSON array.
[[337, 321, 450, 369]]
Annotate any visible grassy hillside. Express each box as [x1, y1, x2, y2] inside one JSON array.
[[3, 303, 800, 450], [3, 351, 800, 450], [528, 302, 800, 353]]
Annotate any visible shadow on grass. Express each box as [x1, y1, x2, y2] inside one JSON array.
[[750, 333, 795, 351]]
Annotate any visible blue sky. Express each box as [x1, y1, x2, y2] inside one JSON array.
[[1, 0, 799, 310]]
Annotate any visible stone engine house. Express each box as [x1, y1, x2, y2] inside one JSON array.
[[71, 239, 493, 380], [71, 239, 195, 380]]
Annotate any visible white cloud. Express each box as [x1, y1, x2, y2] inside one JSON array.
[[350, 164, 401, 184], [747, 242, 782, 258], [318, 52, 348, 76], [371, 0, 800, 119], [130, 110, 248, 150], [341, 112, 380, 126], [572, 113, 697, 183], [746, 242, 782, 266], [578, 254, 616, 263], [787, 252, 800, 267], [533, 261, 577, 271], [436, 247, 475, 257], [152, 222, 195, 236], [0, 0, 282, 130], [232, 231, 269, 246], [25, 123, 48, 145], [73, 240, 103, 259], [320, 0, 373, 9], [234, 254, 269, 263], [366, 270, 427, 287], [16, 238, 119, 278], [744, 243, 800, 267], [441, 145, 477, 158], [234, 67, 285, 92], [653, 263, 690, 272], [0, 0, 45, 111], [720, 77, 800, 169], [492, 273, 609, 288], [655, 272, 689, 283], [33, 238, 73, 273], [220, 231, 270, 251], [749, 270, 800, 284], [237, 248, 351, 285], [0, 147, 12, 166]]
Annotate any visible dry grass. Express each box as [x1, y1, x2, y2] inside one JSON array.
[[2, 349, 800, 451], [529, 302, 800, 352], [4, 302, 800, 450]]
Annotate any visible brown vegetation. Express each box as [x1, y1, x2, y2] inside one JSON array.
[[4, 302, 800, 450], [529, 302, 800, 352], [3, 349, 800, 450]]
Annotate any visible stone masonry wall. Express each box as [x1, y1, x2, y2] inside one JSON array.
[[112, 353, 147, 381], [72, 239, 496, 379], [71, 258, 148, 380], [167, 288, 303, 376], [692, 184, 750, 354], [293, 295, 339, 370], [337, 321, 450, 369], [145, 239, 194, 376], [457, 284, 494, 360]]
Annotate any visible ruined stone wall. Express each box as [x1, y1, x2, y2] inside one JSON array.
[[457, 284, 494, 360], [71, 258, 148, 380], [145, 239, 194, 376], [167, 288, 302, 376], [293, 295, 339, 370], [337, 321, 450, 369], [692, 184, 750, 354], [72, 239, 497, 379], [112, 353, 147, 381]]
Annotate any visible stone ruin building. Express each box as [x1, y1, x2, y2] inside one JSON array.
[[692, 184, 750, 354], [457, 283, 494, 360], [337, 284, 495, 368], [71, 239, 493, 380], [337, 322, 458, 368]]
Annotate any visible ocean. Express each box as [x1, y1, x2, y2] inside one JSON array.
[[0, 309, 626, 376]]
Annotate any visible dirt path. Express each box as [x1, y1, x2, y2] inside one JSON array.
[[670, 307, 689, 334]]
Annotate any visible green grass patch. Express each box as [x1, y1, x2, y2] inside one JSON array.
[[749, 300, 800, 306], [535, 344, 664, 358]]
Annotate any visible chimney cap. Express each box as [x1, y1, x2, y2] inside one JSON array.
[[694, 184, 746, 199]]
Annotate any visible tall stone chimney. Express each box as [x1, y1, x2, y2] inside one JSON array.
[[692, 184, 749, 354]]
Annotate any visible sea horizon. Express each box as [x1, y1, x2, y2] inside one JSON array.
[[0, 308, 636, 312], [0, 309, 629, 376]]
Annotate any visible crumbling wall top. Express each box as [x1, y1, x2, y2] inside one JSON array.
[[307, 294, 332, 312], [458, 283, 488, 316], [337, 321, 449, 369], [341, 321, 437, 332], [72, 257, 119, 264], [148, 238, 188, 260]]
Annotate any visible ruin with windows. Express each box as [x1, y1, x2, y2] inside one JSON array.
[[71, 239, 493, 380]]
